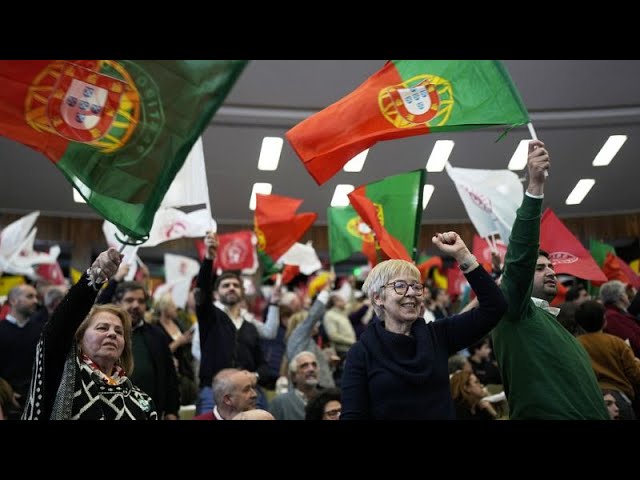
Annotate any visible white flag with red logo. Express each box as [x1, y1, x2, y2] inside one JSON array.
[[164, 253, 200, 285], [445, 164, 523, 245], [3, 227, 61, 277], [212, 231, 257, 271], [138, 207, 217, 248]]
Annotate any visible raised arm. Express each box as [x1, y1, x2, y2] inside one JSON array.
[[430, 232, 507, 352], [500, 140, 550, 320], [195, 231, 218, 344], [24, 248, 122, 419], [286, 290, 329, 360]]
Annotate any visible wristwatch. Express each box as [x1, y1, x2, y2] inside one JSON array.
[[458, 254, 477, 272]]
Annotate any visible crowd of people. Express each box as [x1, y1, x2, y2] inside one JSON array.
[[1, 140, 639, 420]]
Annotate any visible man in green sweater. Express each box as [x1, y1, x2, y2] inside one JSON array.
[[492, 139, 609, 420]]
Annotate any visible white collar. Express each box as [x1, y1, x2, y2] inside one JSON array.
[[213, 405, 225, 420], [531, 297, 560, 316], [214, 300, 254, 329], [4, 314, 28, 327]]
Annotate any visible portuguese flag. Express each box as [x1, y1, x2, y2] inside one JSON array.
[[590, 239, 640, 288], [254, 193, 317, 274], [287, 60, 529, 185], [328, 169, 424, 264], [0, 60, 247, 241]]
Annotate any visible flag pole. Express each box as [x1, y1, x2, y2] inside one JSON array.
[[527, 122, 548, 178]]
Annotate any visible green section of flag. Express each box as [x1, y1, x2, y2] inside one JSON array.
[[589, 238, 616, 267], [258, 248, 282, 280], [392, 60, 529, 131], [58, 60, 247, 240], [328, 206, 364, 264], [363, 169, 424, 260], [328, 169, 424, 264]]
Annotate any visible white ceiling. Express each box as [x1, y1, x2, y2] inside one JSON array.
[[2, 60, 640, 226]]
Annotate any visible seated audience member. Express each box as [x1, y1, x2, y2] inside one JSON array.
[[305, 387, 342, 420], [602, 390, 620, 420], [450, 370, 497, 420], [232, 409, 275, 420], [575, 300, 640, 420]]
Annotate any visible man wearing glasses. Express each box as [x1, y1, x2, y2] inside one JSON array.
[[340, 232, 507, 420]]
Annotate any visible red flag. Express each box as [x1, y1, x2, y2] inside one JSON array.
[[551, 281, 568, 307], [472, 235, 507, 273], [417, 256, 443, 283], [280, 265, 301, 285], [601, 252, 640, 288], [254, 194, 317, 262], [213, 231, 256, 271], [447, 266, 468, 298], [540, 209, 606, 282], [36, 262, 65, 285]]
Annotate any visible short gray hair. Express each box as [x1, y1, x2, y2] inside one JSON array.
[[212, 368, 245, 405], [362, 259, 421, 320], [289, 351, 316, 374], [599, 280, 627, 305]]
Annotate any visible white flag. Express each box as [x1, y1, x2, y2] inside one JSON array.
[[153, 278, 192, 309], [4, 228, 60, 277], [163, 253, 200, 285], [102, 221, 139, 280], [142, 208, 217, 248], [445, 163, 523, 245], [0, 211, 39, 259], [160, 137, 211, 209], [277, 241, 322, 275]]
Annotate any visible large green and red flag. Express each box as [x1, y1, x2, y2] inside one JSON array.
[[0, 60, 247, 241], [254, 193, 317, 275], [286, 60, 529, 185], [328, 169, 424, 264]]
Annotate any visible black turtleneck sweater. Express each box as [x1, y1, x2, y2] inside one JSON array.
[[341, 266, 507, 420]]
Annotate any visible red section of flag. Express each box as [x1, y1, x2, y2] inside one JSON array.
[[348, 186, 411, 262], [540, 209, 606, 282], [447, 266, 468, 298], [280, 265, 301, 285], [551, 281, 568, 307], [214, 231, 255, 271], [36, 262, 65, 285], [254, 194, 317, 261], [417, 256, 443, 283], [601, 252, 640, 288], [472, 235, 507, 273]]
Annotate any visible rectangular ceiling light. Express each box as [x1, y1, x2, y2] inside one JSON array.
[[565, 179, 595, 205], [73, 188, 86, 203], [592, 135, 627, 166], [508, 139, 531, 171], [249, 182, 272, 210], [343, 149, 369, 172], [422, 184, 435, 210], [426, 140, 454, 172], [257, 137, 283, 171], [331, 184, 354, 207]]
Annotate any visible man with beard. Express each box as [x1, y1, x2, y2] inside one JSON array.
[[0, 284, 42, 417], [112, 282, 180, 420], [492, 139, 608, 420], [269, 351, 321, 420], [195, 231, 270, 414]]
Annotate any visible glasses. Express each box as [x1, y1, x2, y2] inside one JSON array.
[[382, 281, 425, 296], [323, 409, 341, 418]]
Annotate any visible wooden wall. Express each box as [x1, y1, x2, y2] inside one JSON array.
[[2, 211, 640, 270]]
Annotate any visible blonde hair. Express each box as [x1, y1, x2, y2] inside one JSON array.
[[362, 260, 421, 320], [150, 294, 176, 324], [75, 304, 134, 375]]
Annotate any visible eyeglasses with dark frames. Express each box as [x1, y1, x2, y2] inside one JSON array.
[[381, 281, 425, 296]]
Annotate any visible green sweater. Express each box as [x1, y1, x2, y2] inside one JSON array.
[[492, 195, 609, 420]]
